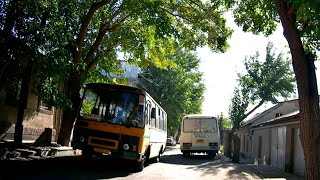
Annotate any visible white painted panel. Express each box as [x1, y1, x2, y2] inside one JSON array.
[[270, 127, 286, 170], [277, 126, 286, 170], [149, 127, 166, 158], [293, 128, 305, 177]]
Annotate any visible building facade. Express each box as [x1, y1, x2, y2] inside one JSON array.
[[238, 99, 305, 177]]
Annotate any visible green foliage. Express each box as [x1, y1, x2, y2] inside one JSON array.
[[81, 99, 94, 115], [240, 42, 296, 104], [228, 87, 249, 129], [139, 48, 205, 135], [231, 0, 320, 56], [232, 0, 278, 36], [229, 42, 296, 129], [35, 78, 72, 109], [1, 0, 233, 109], [217, 112, 232, 130]]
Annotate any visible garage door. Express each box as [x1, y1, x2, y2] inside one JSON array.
[[270, 126, 286, 170]]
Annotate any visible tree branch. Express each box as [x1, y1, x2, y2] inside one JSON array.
[[83, 13, 130, 67], [84, 47, 113, 75], [242, 99, 265, 121], [160, 7, 193, 24], [75, 0, 111, 63]]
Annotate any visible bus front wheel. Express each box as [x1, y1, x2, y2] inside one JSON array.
[[81, 149, 92, 160], [136, 160, 144, 172]]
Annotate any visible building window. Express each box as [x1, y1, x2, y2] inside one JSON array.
[[275, 113, 282, 117]]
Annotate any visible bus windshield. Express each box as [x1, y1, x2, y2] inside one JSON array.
[[183, 118, 217, 132], [79, 87, 145, 128]]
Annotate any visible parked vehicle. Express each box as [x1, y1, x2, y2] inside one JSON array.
[[166, 136, 176, 146]]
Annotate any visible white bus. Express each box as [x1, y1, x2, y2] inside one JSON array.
[[180, 114, 220, 158]]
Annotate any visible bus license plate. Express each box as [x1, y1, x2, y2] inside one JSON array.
[[93, 147, 110, 154], [196, 139, 204, 143]]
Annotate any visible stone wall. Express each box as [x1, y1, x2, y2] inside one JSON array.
[[0, 88, 58, 142]]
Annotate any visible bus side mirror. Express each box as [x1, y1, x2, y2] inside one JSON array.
[[151, 108, 156, 118]]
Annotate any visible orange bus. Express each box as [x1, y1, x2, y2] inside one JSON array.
[[71, 83, 167, 171]]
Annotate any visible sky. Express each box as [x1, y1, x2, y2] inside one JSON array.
[[197, 13, 320, 117]]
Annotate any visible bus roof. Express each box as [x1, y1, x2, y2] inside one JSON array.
[[85, 83, 146, 94], [183, 114, 216, 119]]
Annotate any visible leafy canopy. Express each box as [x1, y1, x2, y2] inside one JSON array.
[[1, 0, 233, 109], [139, 48, 205, 135], [229, 42, 295, 128], [231, 0, 320, 55]]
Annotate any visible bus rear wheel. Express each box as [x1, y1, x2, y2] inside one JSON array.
[[151, 147, 162, 163], [183, 152, 190, 158], [208, 152, 216, 159]]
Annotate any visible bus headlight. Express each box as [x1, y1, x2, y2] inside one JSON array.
[[79, 136, 85, 142], [123, 144, 129, 150]]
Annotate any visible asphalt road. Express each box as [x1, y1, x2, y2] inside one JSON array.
[[0, 145, 261, 180]]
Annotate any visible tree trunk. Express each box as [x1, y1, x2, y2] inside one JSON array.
[[275, 1, 320, 179], [14, 61, 32, 148], [176, 126, 181, 143], [232, 134, 240, 163], [223, 130, 232, 158], [57, 73, 81, 146]]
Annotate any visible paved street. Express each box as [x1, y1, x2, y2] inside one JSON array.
[[0, 145, 303, 180]]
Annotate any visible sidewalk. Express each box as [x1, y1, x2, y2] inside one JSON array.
[[248, 164, 304, 180], [222, 155, 304, 180], [0, 141, 81, 160]]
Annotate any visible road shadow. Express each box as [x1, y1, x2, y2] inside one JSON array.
[[161, 153, 217, 166], [161, 153, 260, 180], [0, 156, 145, 180]]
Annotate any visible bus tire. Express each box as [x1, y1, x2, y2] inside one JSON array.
[[81, 149, 92, 160], [144, 147, 151, 166], [151, 146, 163, 163], [158, 147, 163, 162], [136, 160, 145, 172], [209, 152, 216, 159], [183, 152, 189, 158]]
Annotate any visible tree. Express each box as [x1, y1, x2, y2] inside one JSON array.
[[0, 0, 71, 147], [217, 112, 231, 149], [139, 48, 205, 136], [1, 0, 233, 146], [230, 0, 320, 177], [52, 0, 232, 146], [218, 112, 231, 129], [228, 42, 295, 163]]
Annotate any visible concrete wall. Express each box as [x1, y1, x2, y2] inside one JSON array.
[[238, 127, 252, 160], [252, 128, 271, 165], [252, 100, 299, 126]]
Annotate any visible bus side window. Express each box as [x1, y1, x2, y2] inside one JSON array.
[[151, 107, 156, 127], [145, 101, 151, 125], [159, 110, 164, 130], [155, 107, 159, 128], [151, 107, 156, 118]]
